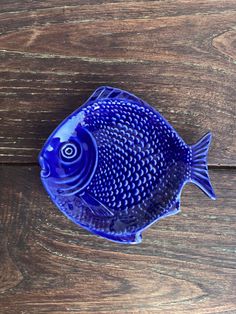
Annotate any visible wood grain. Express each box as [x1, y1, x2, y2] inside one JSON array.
[[0, 165, 235, 314], [0, 0, 235, 164], [0, 1, 236, 313]]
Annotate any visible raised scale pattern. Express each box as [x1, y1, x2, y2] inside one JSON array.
[[39, 86, 216, 244]]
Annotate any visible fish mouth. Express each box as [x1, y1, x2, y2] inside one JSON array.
[[39, 156, 51, 178]]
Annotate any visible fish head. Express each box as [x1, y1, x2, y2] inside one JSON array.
[[38, 113, 98, 198]]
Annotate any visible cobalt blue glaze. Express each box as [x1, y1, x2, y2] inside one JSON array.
[[39, 86, 216, 244]]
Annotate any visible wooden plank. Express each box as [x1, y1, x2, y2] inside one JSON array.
[[0, 165, 235, 313], [0, 0, 235, 165]]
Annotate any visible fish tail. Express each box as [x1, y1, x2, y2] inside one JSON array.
[[190, 132, 216, 200]]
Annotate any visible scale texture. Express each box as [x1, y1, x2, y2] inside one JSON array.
[[0, 0, 235, 312], [39, 86, 215, 243]]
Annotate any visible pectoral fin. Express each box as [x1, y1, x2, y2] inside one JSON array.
[[81, 192, 114, 217]]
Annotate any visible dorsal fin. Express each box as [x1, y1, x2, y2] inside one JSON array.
[[87, 86, 146, 107]]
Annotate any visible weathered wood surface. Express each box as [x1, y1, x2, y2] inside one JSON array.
[[0, 1, 236, 314], [0, 0, 235, 164], [0, 166, 235, 314]]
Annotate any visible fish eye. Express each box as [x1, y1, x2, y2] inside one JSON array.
[[59, 142, 81, 162]]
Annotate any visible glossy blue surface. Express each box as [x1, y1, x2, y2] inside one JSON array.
[[39, 86, 216, 244]]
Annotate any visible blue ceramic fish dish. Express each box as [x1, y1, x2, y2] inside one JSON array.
[[39, 86, 216, 244]]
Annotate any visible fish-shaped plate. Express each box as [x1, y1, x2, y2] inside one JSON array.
[[39, 86, 216, 244]]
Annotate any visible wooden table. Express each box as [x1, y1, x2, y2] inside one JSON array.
[[0, 1, 235, 313]]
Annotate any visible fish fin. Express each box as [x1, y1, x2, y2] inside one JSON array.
[[87, 86, 146, 107], [87, 86, 115, 102], [92, 230, 142, 244], [80, 192, 115, 217], [190, 132, 216, 200]]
